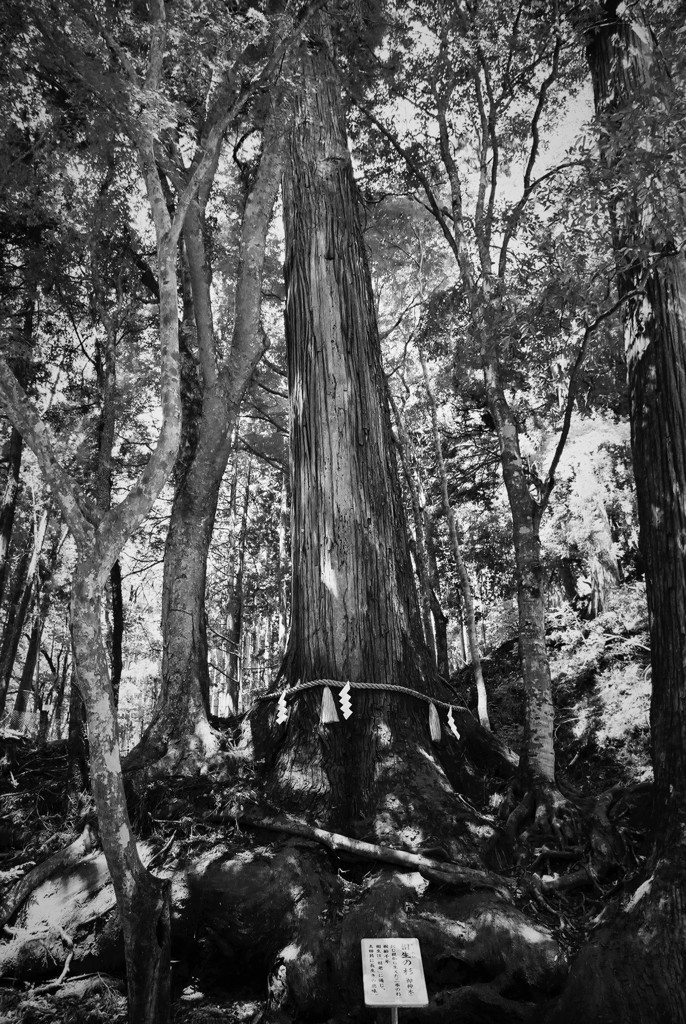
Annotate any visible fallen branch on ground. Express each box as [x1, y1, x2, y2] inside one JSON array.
[[210, 809, 512, 900]]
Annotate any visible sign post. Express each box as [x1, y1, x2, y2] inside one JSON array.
[[361, 938, 428, 1022]]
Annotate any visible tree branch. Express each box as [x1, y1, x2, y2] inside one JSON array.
[[360, 104, 462, 267], [536, 290, 640, 523], [0, 359, 94, 549], [498, 32, 562, 278]]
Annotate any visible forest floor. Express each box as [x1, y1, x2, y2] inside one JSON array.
[[0, 587, 654, 1024]]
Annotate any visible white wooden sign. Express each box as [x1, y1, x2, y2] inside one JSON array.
[[361, 938, 429, 1008]]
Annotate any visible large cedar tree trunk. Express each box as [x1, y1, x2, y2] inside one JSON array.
[[552, 7, 686, 1020], [264, 19, 481, 835]]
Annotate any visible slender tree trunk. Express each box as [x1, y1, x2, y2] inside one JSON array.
[[9, 524, 63, 727], [136, 105, 285, 765], [390, 394, 438, 665], [0, 546, 29, 719], [72, 572, 171, 1022], [1, 88, 187, 1021], [419, 348, 490, 728], [425, 512, 451, 678], [66, 668, 90, 806], [48, 647, 69, 741], [109, 560, 124, 705], [10, 589, 49, 729], [0, 292, 36, 606], [226, 463, 251, 713], [9, 602, 41, 730], [553, 8, 686, 1021], [0, 428, 23, 608], [0, 509, 49, 718], [91, 234, 126, 712], [484, 357, 555, 786]]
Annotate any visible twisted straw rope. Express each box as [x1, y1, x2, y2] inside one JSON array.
[[252, 677, 470, 715]]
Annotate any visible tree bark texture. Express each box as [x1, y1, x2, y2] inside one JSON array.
[[585, 0, 686, 854], [10, 522, 63, 727], [390, 393, 439, 668], [108, 560, 123, 706], [0, 291, 36, 607], [0, 427, 23, 608], [0, 73, 187, 1016], [419, 347, 490, 728], [226, 463, 251, 713], [425, 513, 451, 678], [9, 606, 41, 728], [276, 458, 290, 656], [144, 102, 285, 761], [269, 18, 472, 832], [484, 360, 555, 786], [0, 509, 49, 718], [50, 648, 69, 741], [71, 572, 171, 1022], [552, 7, 686, 1021]]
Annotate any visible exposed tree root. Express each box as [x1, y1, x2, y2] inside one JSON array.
[[189, 842, 566, 1020], [0, 824, 98, 929], [123, 706, 220, 776], [518, 785, 633, 896], [0, 819, 568, 1019], [500, 781, 583, 863], [31, 931, 74, 994], [546, 850, 686, 1024]]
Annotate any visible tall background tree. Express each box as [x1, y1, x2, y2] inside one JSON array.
[[552, 2, 686, 1017], [353, 0, 628, 831]]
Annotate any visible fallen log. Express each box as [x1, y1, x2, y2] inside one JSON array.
[[209, 809, 512, 900]]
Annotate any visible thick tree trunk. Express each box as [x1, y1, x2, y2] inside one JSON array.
[[553, 8, 686, 1020], [264, 17, 496, 835]]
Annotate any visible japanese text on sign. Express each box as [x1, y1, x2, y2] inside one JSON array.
[[361, 938, 429, 1007]]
